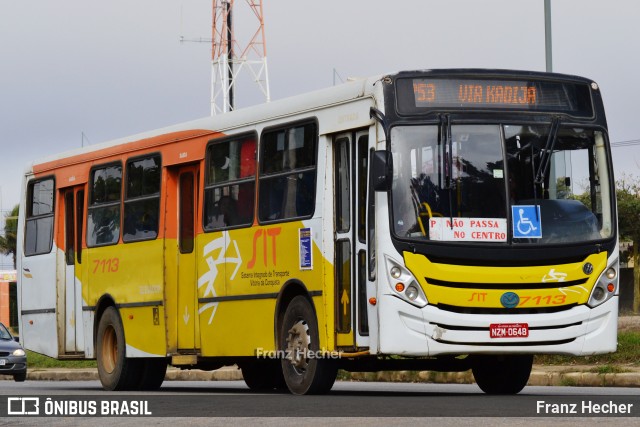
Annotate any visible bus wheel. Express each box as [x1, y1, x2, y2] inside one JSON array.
[[96, 306, 141, 391], [471, 354, 533, 394], [240, 359, 287, 391], [137, 358, 168, 390], [280, 295, 337, 395]]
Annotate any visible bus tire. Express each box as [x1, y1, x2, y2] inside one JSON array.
[[137, 358, 168, 391], [96, 306, 141, 391], [240, 359, 286, 391], [471, 354, 533, 395], [280, 295, 337, 395]]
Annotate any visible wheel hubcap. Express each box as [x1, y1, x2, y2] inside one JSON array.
[[286, 320, 310, 373], [101, 325, 117, 374]]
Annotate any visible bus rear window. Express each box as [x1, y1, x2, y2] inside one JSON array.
[[24, 177, 54, 256]]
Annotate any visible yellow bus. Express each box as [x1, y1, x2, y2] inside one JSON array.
[[17, 69, 618, 394]]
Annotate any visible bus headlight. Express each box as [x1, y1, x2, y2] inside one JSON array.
[[587, 260, 618, 308], [406, 283, 420, 301], [384, 256, 428, 308]]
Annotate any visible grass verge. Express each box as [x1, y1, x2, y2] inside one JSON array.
[[27, 350, 97, 369], [534, 331, 640, 366]]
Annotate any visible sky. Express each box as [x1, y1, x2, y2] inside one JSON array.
[[1, 0, 640, 268]]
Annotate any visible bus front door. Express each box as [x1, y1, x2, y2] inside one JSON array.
[[333, 131, 370, 349]]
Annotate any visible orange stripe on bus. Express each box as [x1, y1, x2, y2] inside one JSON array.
[[33, 129, 222, 175]]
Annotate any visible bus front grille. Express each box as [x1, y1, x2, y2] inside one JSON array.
[[435, 303, 578, 315]]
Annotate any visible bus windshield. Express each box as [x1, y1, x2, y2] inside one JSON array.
[[390, 123, 613, 245]]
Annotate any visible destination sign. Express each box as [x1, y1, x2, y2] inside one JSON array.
[[395, 76, 593, 117], [414, 80, 536, 107]]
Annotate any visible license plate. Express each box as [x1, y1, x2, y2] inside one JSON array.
[[0, 359, 6, 366], [490, 323, 529, 338]]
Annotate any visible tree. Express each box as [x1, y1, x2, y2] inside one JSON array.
[[0, 204, 19, 269], [616, 176, 640, 312], [575, 175, 640, 312]]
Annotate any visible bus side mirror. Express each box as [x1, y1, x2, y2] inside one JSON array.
[[372, 150, 392, 192]]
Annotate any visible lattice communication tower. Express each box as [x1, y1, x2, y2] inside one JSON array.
[[211, 0, 270, 115]]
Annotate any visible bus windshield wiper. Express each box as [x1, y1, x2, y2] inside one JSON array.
[[442, 114, 453, 190], [439, 114, 454, 228], [534, 116, 561, 185]]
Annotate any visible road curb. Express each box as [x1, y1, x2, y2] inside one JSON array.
[[345, 369, 640, 388], [9, 367, 245, 382], [5, 366, 640, 388], [164, 367, 244, 381]]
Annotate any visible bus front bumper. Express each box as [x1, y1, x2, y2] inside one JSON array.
[[377, 293, 618, 357]]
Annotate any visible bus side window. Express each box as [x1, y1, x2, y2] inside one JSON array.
[[258, 122, 318, 222], [204, 134, 256, 231], [123, 155, 161, 242], [24, 177, 55, 256], [237, 139, 256, 223], [87, 163, 122, 247]]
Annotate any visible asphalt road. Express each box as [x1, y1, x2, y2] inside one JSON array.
[[0, 380, 639, 425]]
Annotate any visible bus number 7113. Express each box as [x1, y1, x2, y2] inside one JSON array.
[[92, 258, 120, 274], [518, 295, 567, 306]]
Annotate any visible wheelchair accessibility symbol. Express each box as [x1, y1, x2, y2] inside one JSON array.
[[512, 205, 542, 238]]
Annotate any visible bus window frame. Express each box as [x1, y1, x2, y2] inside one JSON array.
[[257, 119, 319, 225], [86, 161, 123, 248], [122, 152, 162, 243], [203, 131, 258, 232], [24, 175, 56, 257]]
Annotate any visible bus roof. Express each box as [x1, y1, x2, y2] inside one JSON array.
[[26, 73, 380, 175]]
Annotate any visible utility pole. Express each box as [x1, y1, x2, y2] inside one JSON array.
[[544, 0, 553, 72], [211, 0, 270, 115]]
